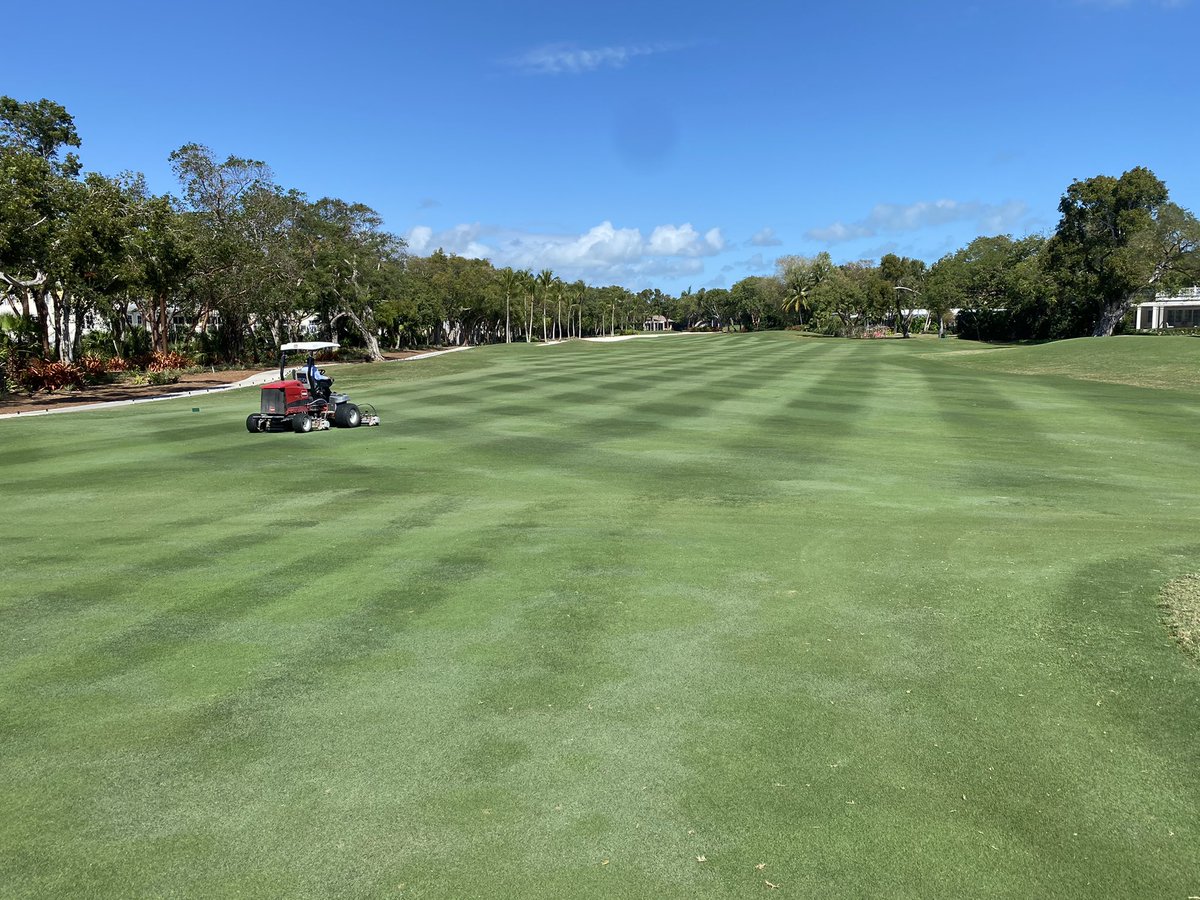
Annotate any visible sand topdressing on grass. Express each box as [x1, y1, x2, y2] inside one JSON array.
[[1, 332, 1198, 898]]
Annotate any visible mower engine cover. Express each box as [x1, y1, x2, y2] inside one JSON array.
[[259, 379, 310, 416]]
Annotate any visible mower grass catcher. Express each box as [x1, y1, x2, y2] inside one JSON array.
[[246, 341, 381, 433]]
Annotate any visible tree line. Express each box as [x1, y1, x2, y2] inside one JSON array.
[[775, 167, 1200, 342], [0, 97, 756, 371], [3, 95, 1199, 377]]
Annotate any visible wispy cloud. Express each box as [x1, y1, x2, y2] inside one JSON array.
[[510, 42, 680, 75], [806, 199, 1029, 244], [747, 227, 783, 247], [404, 220, 725, 284], [728, 252, 772, 273]]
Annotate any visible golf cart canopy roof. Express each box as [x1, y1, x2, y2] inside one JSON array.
[[281, 341, 339, 352]]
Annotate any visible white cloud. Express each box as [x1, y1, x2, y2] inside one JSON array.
[[510, 42, 679, 75], [806, 199, 1029, 243], [406, 225, 434, 253], [405, 223, 491, 259], [403, 220, 724, 284], [646, 224, 725, 257], [748, 226, 783, 247]]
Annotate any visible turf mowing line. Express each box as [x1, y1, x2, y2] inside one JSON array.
[[450, 347, 821, 486]]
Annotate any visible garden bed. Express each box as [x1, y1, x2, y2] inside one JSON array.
[[0, 369, 264, 415]]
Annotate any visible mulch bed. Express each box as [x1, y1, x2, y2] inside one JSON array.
[[0, 370, 266, 415], [0, 349, 435, 416]]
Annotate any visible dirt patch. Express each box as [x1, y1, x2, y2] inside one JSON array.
[[1159, 574, 1200, 663], [0, 369, 264, 415]]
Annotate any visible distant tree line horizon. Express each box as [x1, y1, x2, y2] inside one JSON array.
[[2, 95, 1199, 370]]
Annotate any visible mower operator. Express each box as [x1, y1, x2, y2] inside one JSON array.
[[306, 352, 333, 400]]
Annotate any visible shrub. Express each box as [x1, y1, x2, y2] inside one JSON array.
[[130, 369, 181, 387], [145, 350, 193, 372], [0, 347, 10, 395], [149, 369, 181, 386], [1143, 327, 1200, 337], [77, 355, 111, 382], [80, 330, 115, 358], [19, 358, 86, 392], [955, 308, 1022, 342]]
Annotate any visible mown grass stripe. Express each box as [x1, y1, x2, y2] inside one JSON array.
[[2, 332, 1199, 898]]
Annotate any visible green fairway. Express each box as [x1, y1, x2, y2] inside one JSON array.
[[2, 332, 1199, 898]]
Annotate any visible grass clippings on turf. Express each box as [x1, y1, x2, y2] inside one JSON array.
[[1160, 574, 1200, 662]]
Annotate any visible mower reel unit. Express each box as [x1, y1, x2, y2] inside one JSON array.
[[246, 341, 381, 434]]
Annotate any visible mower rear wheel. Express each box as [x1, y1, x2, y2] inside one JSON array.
[[246, 414, 262, 432], [292, 413, 313, 434], [334, 402, 361, 428]]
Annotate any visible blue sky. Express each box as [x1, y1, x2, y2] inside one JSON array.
[[4, 0, 1196, 293]]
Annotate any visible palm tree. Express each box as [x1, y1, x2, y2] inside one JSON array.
[[520, 269, 535, 342], [781, 283, 808, 320], [571, 280, 585, 338], [535, 269, 554, 342], [497, 267, 520, 343], [781, 253, 834, 326], [553, 279, 566, 340]]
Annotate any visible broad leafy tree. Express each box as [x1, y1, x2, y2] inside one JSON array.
[[0, 97, 82, 356], [925, 235, 1051, 340], [1048, 167, 1200, 336], [302, 197, 404, 360], [169, 143, 275, 357], [730, 276, 781, 331], [878, 254, 926, 337]]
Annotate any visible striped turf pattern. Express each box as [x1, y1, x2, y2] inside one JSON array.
[[1, 332, 1198, 898]]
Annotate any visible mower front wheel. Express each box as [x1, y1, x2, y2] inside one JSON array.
[[246, 414, 263, 433], [334, 402, 361, 428], [292, 413, 313, 434]]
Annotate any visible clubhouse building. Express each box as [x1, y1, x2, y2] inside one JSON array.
[[1133, 287, 1200, 330]]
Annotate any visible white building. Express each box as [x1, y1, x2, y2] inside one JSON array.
[[1133, 287, 1200, 330], [643, 314, 672, 331]]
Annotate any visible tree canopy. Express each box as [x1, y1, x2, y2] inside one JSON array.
[[3, 94, 1198, 371], [1048, 167, 1200, 336]]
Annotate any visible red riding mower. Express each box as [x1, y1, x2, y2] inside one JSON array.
[[246, 341, 381, 433]]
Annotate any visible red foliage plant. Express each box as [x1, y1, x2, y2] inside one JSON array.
[[145, 351, 191, 372], [77, 356, 109, 378], [19, 359, 86, 392]]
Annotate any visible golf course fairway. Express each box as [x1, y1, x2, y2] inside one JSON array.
[[2, 332, 1198, 898]]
